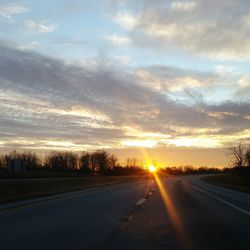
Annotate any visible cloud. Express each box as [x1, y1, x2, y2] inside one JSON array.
[[113, 55, 131, 64], [112, 11, 137, 30], [104, 34, 132, 45], [0, 2, 29, 21], [25, 19, 57, 33], [134, 65, 224, 97], [116, 0, 250, 60], [238, 74, 250, 88], [0, 42, 250, 152], [17, 41, 39, 50], [171, 1, 196, 11], [135, 69, 203, 92]]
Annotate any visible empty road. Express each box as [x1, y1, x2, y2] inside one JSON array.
[[0, 175, 250, 250]]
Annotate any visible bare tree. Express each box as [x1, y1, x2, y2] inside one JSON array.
[[91, 151, 109, 174], [246, 148, 250, 168], [21, 151, 41, 170], [79, 152, 91, 173], [44, 151, 78, 171], [2, 151, 41, 170], [229, 144, 248, 168], [0, 155, 7, 169], [126, 157, 138, 168], [108, 154, 118, 170], [126, 158, 131, 168]]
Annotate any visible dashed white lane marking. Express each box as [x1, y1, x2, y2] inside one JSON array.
[[136, 198, 147, 206], [192, 183, 250, 216], [135, 185, 156, 207]]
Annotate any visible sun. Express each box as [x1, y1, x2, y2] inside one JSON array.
[[148, 164, 157, 173]]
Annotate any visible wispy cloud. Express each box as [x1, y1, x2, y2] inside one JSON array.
[[25, 19, 57, 33], [112, 11, 137, 30], [104, 34, 132, 45], [135, 69, 203, 92], [0, 2, 29, 21]]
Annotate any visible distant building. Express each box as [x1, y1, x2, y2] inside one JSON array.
[[9, 160, 26, 173]]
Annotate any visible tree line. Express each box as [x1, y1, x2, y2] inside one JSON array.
[[163, 144, 250, 175], [0, 150, 120, 174], [164, 166, 221, 175], [1, 143, 249, 176]]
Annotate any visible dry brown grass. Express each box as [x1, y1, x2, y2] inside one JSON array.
[[202, 174, 250, 193], [0, 176, 145, 204]]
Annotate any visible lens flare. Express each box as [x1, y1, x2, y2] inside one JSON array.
[[153, 172, 191, 249], [140, 148, 191, 249]]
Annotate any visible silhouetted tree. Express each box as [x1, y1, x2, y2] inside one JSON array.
[[66, 152, 78, 170], [246, 148, 250, 168], [183, 165, 194, 174], [2, 151, 40, 170], [21, 152, 41, 170], [44, 151, 78, 171], [108, 154, 118, 170], [0, 155, 7, 169], [126, 157, 140, 168], [229, 144, 248, 168], [79, 152, 91, 173], [165, 167, 183, 175], [91, 151, 109, 174]]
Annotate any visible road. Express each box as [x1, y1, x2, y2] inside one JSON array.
[[0, 175, 250, 250]]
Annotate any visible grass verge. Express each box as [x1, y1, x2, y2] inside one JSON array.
[[0, 176, 145, 205], [201, 174, 250, 193]]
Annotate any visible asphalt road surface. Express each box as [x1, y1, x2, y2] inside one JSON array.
[[0, 175, 250, 250]]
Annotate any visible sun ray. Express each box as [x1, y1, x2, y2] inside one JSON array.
[[153, 172, 192, 249], [140, 147, 192, 249]]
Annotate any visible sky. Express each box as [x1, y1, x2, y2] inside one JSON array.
[[0, 0, 250, 167]]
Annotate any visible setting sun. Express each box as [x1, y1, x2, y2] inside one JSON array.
[[148, 164, 157, 173]]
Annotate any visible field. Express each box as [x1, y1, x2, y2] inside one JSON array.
[[201, 174, 250, 193], [0, 176, 145, 204]]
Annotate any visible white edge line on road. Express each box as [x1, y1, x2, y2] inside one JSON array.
[[191, 183, 250, 216], [136, 198, 147, 206]]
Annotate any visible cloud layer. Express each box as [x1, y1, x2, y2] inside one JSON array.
[[0, 42, 250, 153], [113, 0, 250, 60]]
